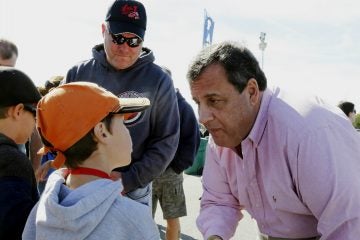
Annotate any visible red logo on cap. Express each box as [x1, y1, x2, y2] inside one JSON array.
[[121, 4, 140, 19], [118, 91, 146, 126]]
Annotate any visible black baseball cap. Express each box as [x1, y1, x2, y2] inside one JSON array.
[[0, 67, 41, 107], [105, 0, 147, 40]]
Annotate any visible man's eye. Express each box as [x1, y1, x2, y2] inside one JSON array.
[[209, 99, 221, 105]]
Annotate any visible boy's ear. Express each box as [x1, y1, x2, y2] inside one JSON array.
[[7, 104, 25, 119], [101, 23, 106, 37], [93, 122, 109, 143]]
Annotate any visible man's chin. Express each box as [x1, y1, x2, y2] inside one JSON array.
[[212, 136, 232, 148]]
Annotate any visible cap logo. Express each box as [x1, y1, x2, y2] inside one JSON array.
[[118, 91, 146, 127], [121, 4, 140, 19]]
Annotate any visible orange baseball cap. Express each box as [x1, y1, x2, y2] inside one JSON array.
[[37, 82, 150, 168]]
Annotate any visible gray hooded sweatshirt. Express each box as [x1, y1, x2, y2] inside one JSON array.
[[23, 171, 160, 240]]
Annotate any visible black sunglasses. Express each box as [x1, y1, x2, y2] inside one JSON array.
[[23, 104, 37, 117], [110, 33, 143, 48]]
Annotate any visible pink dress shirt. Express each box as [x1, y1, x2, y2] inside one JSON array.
[[197, 88, 360, 240]]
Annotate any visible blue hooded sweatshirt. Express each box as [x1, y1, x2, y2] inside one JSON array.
[[23, 170, 160, 240]]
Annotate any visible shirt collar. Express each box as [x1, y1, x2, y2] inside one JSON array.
[[246, 88, 273, 147], [0, 133, 17, 148]]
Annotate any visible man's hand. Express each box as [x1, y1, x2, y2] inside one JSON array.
[[207, 235, 223, 240]]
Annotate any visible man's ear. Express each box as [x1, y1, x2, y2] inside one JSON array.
[[93, 122, 109, 143], [246, 78, 260, 106]]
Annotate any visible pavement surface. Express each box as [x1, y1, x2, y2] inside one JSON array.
[[154, 174, 261, 240]]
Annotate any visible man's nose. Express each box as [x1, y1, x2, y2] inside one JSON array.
[[198, 106, 213, 125]]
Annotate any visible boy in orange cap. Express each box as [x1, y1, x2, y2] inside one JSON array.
[[23, 82, 160, 240]]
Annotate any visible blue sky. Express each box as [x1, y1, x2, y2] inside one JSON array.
[[1, 0, 360, 113]]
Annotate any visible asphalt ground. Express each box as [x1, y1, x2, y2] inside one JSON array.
[[154, 174, 261, 240]]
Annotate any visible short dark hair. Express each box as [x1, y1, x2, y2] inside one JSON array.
[[40, 114, 114, 169], [45, 76, 63, 91], [0, 39, 18, 59], [187, 41, 267, 93], [338, 101, 355, 117], [0, 106, 9, 119]]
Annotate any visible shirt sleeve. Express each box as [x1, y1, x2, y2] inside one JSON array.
[[297, 125, 360, 239], [197, 138, 243, 240]]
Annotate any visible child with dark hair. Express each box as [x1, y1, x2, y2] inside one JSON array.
[[23, 82, 159, 240], [0, 67, 41, 239]]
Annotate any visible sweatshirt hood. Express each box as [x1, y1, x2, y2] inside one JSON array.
[[35, 170, 123, 240]]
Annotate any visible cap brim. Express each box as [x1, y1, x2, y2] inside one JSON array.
[[108, 21, 145, 39], [116, 97, 150, 113]]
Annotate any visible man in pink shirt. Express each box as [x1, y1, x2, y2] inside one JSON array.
[[187, 41, 360, 240]]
